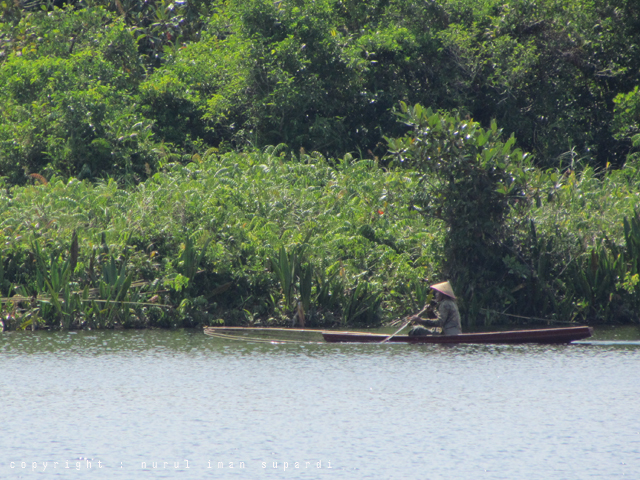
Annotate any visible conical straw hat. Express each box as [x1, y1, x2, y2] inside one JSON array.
[[430, 281, 456, 299]]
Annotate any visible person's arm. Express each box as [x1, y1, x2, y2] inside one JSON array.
[[421, 316, 443, 328], [419, 302, 452, 328], [409, 304, 437, 326]]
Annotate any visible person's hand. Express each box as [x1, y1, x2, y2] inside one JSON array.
[[408, 315, 421, 324]]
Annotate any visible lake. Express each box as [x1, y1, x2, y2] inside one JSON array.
[[1, 327, 639, 479]]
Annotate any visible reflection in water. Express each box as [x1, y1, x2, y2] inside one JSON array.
[[1, 329, 639, 479]]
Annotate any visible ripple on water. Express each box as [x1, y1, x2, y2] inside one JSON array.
[[0, 329, 639, 479]]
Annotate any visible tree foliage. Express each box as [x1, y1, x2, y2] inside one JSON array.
[[386, 103, 532, 320], [2, 0, 640, 176], [613, 86, 640, 165], [0, 6, 154, 183], [0, 147, 439, 329]]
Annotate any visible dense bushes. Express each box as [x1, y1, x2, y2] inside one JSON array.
[[386, 103, 532, 323], [3, 0, 640, 175], [0, 148, 442, 330], [1, 133, 640, 330], [385, 104, 640, 325], [518, 164, 640, 324], [1, 0, 640, 328], [0, 7, 154, 184]]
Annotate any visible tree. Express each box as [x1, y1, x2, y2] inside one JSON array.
[[613, 86, 640, 165], [386, 103, 531, 323], [0, 6, 155, 183]]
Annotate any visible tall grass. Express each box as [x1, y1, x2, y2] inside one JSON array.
[[1, 150, 639, 329], [0, 148, 439, 329], [500, 164, 640, 324]]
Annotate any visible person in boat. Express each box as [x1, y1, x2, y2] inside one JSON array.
[[408, 281, 462, 336]]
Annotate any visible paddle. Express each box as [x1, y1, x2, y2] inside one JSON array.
[[380, 305, 430, 344]]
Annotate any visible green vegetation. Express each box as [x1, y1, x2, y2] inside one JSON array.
[[389, 104, 640, 326], [0, 148, 440, 329], [1, 0, 639, 329]]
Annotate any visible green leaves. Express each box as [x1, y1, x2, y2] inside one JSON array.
[[177, 235, 212, 285], [270, 245, 298, 308], [613, 86, 640, 161], [341, 280, 382, 327], [387, 103, 529, 226], [387, 103, 536, 324], [0, 145, 437, 329], [3, 0, 638, 176], [0, 34, 154, 184]]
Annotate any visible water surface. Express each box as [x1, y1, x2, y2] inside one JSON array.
[[1, 328, 639, 479]]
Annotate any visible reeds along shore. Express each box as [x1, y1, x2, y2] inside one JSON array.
[[1, 146, 640, 330]]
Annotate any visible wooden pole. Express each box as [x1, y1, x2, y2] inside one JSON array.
[[380, 305, 430, 344]]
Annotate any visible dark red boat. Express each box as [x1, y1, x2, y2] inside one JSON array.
[[322, 326, 594, 344]]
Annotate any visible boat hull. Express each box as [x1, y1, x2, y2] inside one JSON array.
[[322, 326, 594, 344]]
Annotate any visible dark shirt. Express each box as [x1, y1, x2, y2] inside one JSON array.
[[423, 299, 462, 335]]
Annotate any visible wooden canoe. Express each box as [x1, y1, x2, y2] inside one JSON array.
[[322, 326, 594, 344]]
